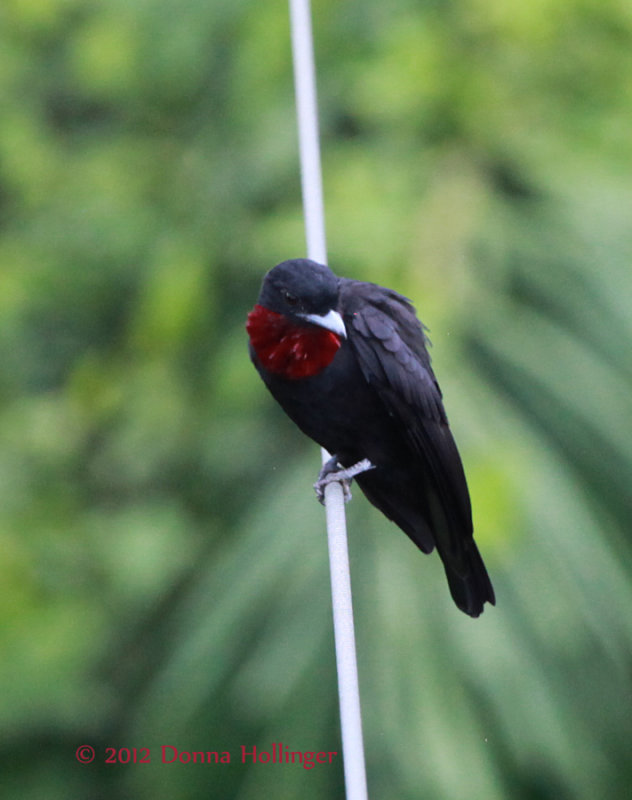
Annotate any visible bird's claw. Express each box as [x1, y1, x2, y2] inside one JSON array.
[[314, 470, 354, 504], [314, 457, 375, 505]]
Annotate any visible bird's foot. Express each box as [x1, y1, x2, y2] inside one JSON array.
[[314, 456, 375, 504]]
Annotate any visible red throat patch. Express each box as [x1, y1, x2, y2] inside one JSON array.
[[246, 304, 342, 380]]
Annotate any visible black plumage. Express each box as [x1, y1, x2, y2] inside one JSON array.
[[247, 258, 495, 617]]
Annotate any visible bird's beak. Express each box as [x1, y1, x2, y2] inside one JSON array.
[[299, 309, 347, 338]]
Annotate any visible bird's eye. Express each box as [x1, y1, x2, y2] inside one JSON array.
[[282, 290, 299, 307]]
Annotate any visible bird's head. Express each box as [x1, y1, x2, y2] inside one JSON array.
[[256, 259, 346, 338], [247, 259, 346, 380]]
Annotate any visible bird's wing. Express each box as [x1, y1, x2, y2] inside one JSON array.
[[338, 279, 472, 543]]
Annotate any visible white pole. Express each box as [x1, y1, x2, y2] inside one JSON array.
[[288, 0, 327, 265], [288, 2, 369, 799]]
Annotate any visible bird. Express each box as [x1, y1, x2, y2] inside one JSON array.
[[246, 258, 495, 617]]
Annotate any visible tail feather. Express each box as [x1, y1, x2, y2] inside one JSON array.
[[441, 540, 495, 618], [354, 468, 495, 617]]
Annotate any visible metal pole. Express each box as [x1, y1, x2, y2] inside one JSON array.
[[288, 3, 369, 798]]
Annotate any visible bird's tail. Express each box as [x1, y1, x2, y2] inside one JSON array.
[[442, 539, 495, 618]]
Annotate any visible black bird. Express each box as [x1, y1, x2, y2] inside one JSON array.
[[246, 258, 495, 617]]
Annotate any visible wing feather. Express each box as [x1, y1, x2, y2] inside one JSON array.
[[340, 279, 472, 546], [344, 281, 447, 424]]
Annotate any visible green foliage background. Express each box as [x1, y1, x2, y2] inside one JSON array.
[[2, 0, 631, 798]]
